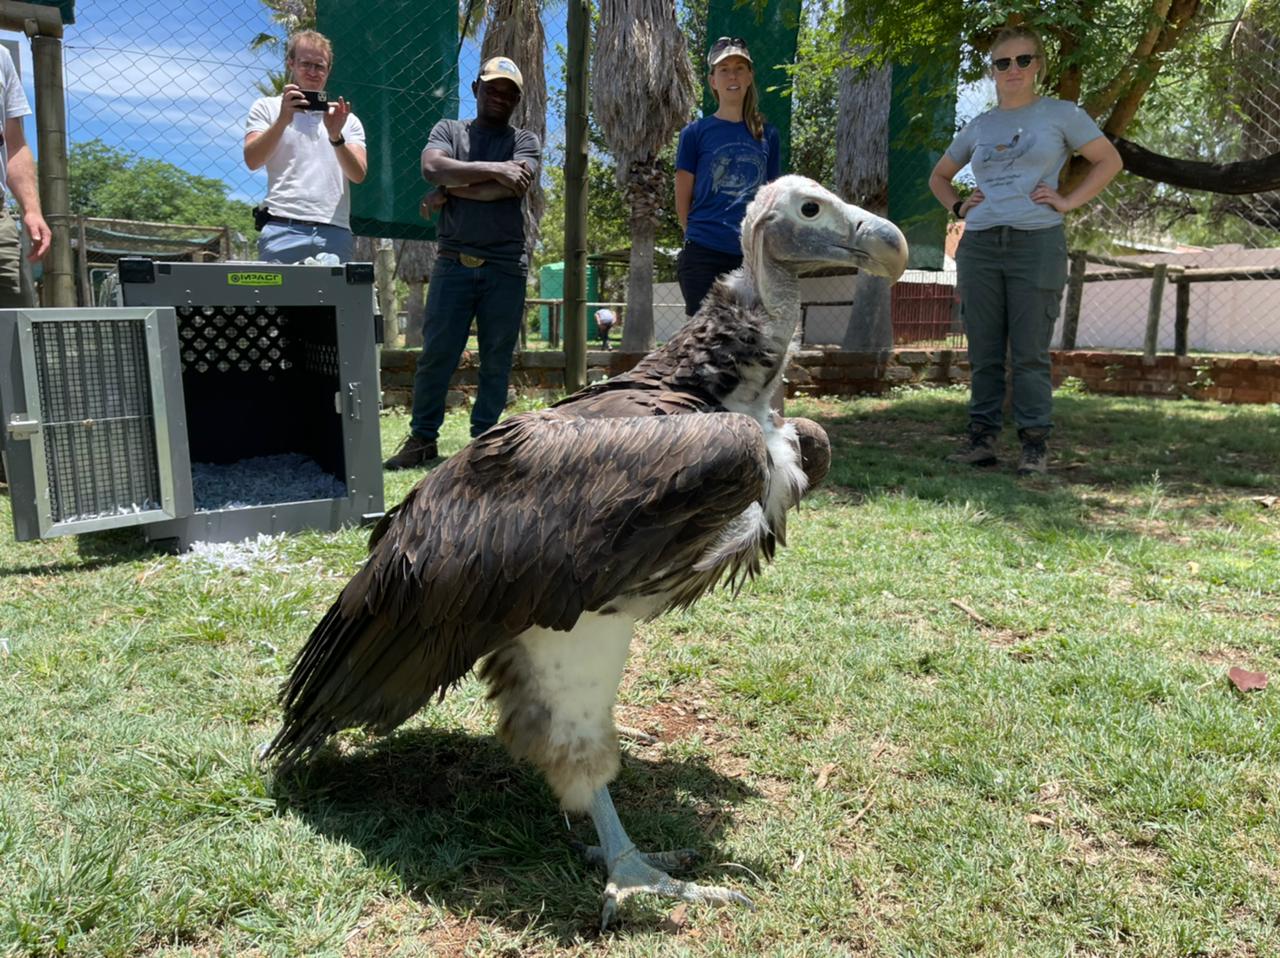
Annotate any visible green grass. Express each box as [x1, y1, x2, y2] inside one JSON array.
[[1, 388, 1278, 956]]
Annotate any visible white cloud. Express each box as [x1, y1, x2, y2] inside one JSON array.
[[65, 42, 271, 110]]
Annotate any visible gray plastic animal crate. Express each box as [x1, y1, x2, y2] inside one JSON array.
[[0, 260, 384, 549]]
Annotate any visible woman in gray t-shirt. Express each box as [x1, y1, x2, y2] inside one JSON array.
[[929, 25, 1121, 476]]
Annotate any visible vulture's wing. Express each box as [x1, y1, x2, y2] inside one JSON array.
[[266, 410, 768, 768]]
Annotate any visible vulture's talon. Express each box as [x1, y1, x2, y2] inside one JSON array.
[[596, 846, 754, 930], [600, 889, 619, 932]]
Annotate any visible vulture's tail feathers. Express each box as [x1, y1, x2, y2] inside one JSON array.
[[263, 586, 436, 772]]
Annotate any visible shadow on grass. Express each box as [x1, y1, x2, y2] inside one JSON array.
[[804, 390, 1279, 533], [272, 726, 766, 941], [0, 526, 174, 577]]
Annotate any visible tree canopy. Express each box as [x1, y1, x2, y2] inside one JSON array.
[[831, 0, 1280, 192], [69, 139, 254, 235]]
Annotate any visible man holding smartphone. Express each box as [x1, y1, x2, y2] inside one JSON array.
[[244, 30, 367, 263]]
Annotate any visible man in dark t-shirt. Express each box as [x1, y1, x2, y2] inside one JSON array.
[[385, 56, 542, 469]]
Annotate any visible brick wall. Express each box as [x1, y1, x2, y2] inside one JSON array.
[[379, 347, 1280, 409], [1051, 351, 1280, 404]]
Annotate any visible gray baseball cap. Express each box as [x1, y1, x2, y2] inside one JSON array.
[[708, 36, 752, 68]]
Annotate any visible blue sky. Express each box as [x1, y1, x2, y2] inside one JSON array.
[[57, 2, 283, 202]]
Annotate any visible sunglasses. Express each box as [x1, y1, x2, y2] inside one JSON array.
[[993, 53, 1037, 72], [711, 36, 748, 51]]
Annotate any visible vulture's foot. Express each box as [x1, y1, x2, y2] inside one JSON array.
[[580, 843, 697, 873], [585, 786, 754, 932], [599, 846, 754, 931]]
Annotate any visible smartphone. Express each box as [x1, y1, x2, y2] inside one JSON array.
[[300, 90, 329, 112]]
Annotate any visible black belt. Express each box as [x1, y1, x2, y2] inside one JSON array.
[[268, 214, 343, 230], [438, 249, 487, 268]]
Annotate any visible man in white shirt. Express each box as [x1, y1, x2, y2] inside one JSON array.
[[0, 44, 49, 306], [0, 44, 50, 486], [243, 30, 367, 263]]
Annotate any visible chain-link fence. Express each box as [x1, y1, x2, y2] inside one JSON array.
[[55, 2, 1280, 357], [1055, 17, 1280, 356]]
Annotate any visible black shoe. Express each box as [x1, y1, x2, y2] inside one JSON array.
[[1016, 431, 1049, 476], [945, 427, 998, 466], [383, 434, 438, 471]]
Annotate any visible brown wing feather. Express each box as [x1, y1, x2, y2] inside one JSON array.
[[265, 410, 768, 769]]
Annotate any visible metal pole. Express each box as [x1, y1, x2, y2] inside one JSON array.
[[75, 213, 88, 303], [562, 0, 589, 394], [30, 32, 74, 306]]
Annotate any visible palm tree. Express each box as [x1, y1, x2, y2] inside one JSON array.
[[836, 49, 894, 351], [592, 0, 695, 351], [250, 0, 316, 94], [396, 240, 439, 348]]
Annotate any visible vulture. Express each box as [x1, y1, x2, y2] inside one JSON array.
[[263, 176, 908, 928]]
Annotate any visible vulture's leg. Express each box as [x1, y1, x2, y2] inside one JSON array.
[[586, 785, 754, 931]]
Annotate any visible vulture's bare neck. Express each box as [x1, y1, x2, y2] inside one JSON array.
[[562, 248, 812, 420], [743, 258, 802, 356]]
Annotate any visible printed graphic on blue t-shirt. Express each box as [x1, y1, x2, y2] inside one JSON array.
[[708, 144, 766, 199], [677, 116, 781, 254]]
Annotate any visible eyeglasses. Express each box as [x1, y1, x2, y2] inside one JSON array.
[[291, 58, 329, 73], [993, 53, 1037, 72], [711, 36, 748, 51]]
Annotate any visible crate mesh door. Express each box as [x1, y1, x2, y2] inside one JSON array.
[[32, 317, 163, 522]]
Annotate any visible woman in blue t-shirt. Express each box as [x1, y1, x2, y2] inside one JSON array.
[[674, 37, 781, 316], [929, 24, 1121, 476]]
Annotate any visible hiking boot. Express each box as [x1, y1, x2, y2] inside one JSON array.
[[383, 433, 438, 471], [945, 428, 998, 467], [1017, 429, 1049, 476]]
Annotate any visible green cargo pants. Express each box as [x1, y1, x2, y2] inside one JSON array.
[[955, 223, 1067, 436]]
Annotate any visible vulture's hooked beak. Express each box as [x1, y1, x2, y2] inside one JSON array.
[[741, 175, 911, 285], [847, 209, 909, 282]]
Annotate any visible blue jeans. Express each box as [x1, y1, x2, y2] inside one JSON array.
[[410, 256, 527, 441], [257, 221, 353, 263], [956, 224, 1067, 435]]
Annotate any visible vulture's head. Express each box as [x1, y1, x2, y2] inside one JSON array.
[[740, 175, 909, 285]]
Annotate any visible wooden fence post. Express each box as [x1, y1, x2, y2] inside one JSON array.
[[1060, 250, 1087, 349], [1143, 263, 1168, 363], [1174, 275, 1190, 356]]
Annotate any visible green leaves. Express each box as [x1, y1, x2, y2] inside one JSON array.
[[69, 138, 255, 236]]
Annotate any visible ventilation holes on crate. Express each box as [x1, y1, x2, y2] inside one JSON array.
[[177, 307, 295, 374], [303, 341, 339, 377]]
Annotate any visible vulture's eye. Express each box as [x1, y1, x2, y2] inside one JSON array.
[[800, 201, 821, 218]]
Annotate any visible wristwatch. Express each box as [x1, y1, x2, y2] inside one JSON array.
[[952, 200, 965, 219], [329, 134, 346, 147]]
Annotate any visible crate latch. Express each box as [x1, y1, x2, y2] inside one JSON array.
[[6, 413, 38, 440], [344, 383, 362, 421]]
